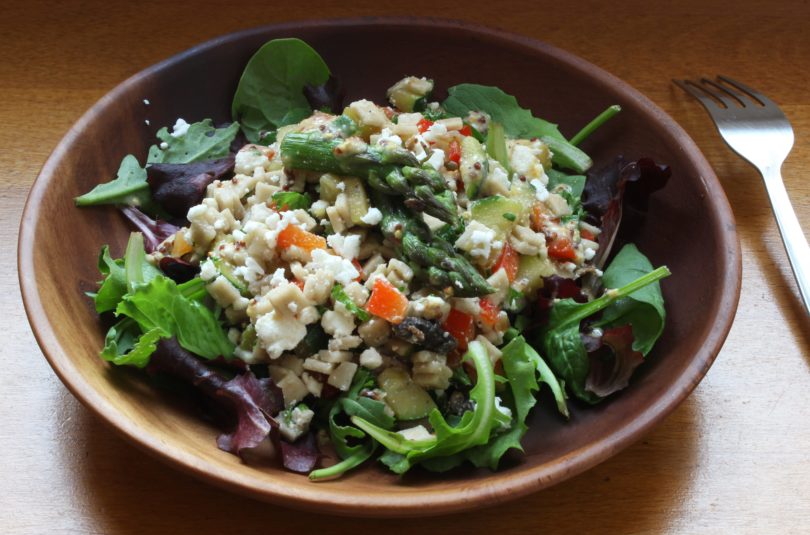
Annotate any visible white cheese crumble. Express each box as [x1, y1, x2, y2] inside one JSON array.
[[494, 396, 513, 431], [397, 425, 435, 441], [278, 405, 315, 442], [423, 122, 448, 143], [199, 258, 218, 281], [374, 127, 403, 148], [360, 207, 383, 225], [425, 148, 445, 171], [584, 247, 596, 261], [359, 347, 383, 369], [255, 310, 307, 359], [269, 267, 287, 287], [327, 233, 361, 260], [307, 249, 359, 286], [170, 118, 190, 138], [454, 220, 496, 261], [530, 179, 550, 202]]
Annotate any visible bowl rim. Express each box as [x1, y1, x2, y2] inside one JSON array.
[[18, 17, 741, 516]]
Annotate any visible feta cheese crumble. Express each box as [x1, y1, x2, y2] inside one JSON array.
[[170, 118, 190, 138]]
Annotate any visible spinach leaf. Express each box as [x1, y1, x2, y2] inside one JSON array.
[[543, 263, 671, 403], [597, 244, 666, 355], [547, 169, 586, 198], [147, 119, 239, 164], [442, 84, 592, 172], [232, 38, 331, 143], [443, 84, 564, 140], [74, 155, 154, 210]]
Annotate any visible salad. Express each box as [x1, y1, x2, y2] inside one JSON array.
[[76, 38, 671, 479]]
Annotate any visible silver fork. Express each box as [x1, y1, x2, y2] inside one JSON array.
[[674, 75, 810, 315]]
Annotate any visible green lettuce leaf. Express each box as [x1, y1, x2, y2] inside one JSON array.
[[231, 38, 331, 143], [91, 236, 161, 313], [146, 119, 240, 164], [116, 275, 234, 360]]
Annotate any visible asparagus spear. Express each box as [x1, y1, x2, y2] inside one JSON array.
[[375, 193, 494, 297], [280, 132, 458, 224]]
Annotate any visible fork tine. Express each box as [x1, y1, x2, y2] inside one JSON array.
[[673, 79, 725, 113], [693, 78, 745, 109], [700, 78, 746, 107], [716, 75, 778, 108]]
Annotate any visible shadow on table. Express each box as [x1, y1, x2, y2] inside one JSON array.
[[58, 390, 700, 535]]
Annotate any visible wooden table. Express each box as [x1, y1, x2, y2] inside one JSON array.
[[3, 1, 809, 533]]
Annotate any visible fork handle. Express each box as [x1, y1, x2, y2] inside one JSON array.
[[762, 167, 810, 315]]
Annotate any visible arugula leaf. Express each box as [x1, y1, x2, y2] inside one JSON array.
[[465, 421, 524, 470], [442, 84, 593, 173], [115, 275, 234, 360], [146, 119, 239, 165], [272, 191, 312, 211], [232, 38, 331, 143], [100, 319, 164, 368], [542, 264, 671, 403], [74, 155, 154, 209], [310, 368, 388, 481], [596, 244, 666, 355], [352, 340, 498, 474]]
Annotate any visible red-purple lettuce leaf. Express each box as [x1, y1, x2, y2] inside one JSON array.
[[146, 156, 235, 219], [304, 75, 345, 114], [278, 432, 320, 473], [119, 207, 180, 253], [582, 157, 670, 268], [148, 338, 283, 457], [158, 257, 199, 284], [584, 325, 644, 398]]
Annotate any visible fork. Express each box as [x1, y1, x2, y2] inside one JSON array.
[[674, 75, 810, 315]]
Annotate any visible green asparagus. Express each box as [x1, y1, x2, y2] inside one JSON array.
[[280, 132, 458, 224], [375, 194, 494, 297]]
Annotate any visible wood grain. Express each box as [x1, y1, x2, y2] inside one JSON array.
[[2, 0, 809, 533]]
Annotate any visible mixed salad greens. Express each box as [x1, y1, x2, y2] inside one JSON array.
[[77, 38, 671, 479]]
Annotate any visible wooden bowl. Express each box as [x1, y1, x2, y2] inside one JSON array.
[[18, 19, 740, 516]]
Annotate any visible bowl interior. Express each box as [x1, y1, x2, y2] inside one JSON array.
[[19, 19, 740, 516]]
